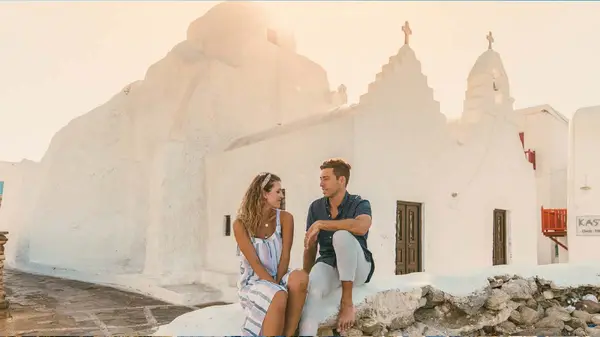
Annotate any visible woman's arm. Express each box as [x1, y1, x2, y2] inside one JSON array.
[[276, 211, 294, 283], [233, 219, 276, 283]]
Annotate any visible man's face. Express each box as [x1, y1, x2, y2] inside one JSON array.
[[320, 168, 344, 197]]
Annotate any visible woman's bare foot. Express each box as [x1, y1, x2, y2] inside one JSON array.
[[337, 303, 356, 332]]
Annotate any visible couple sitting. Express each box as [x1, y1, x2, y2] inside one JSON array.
[[234, 158, 375, 336]]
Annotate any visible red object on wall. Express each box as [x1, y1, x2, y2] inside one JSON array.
[[525, 149, 536, 170], [541, 206, 567, 236], [519, 132, 525, 149]]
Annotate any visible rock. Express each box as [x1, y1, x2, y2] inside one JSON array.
[[359, 317, 385, 335], [525, 298, 538, 309], [523, 328, 563, 336], [565, 325, 574, 332], [592, 315, 600, 325], [495, 320, 517, 334], [535, 316, 565, 330], [400, 322, 426, 336], [317, 327, 334, 336], [343, 328, 363, 337], [543, 290, 554, 300], [446, 287, 491, 315], [508, 309, 522, 325], [433, 303, 451, 318], [389, 315, 415, 330], [567, 317, 588, 330], [418, 297, 426, 308], [485, 289, 511, 311], [488, 277, 504, 288], [423, 286, 444, 308], [576, 299, 600, 314], [588, 327, 600, 337], [546, 306, 572, 321], [445, 301, 519, 335], [356, 288, 422, 329], [502, 278, 537, 300], [584, 294, 599, 303], [573, 309, 592, 323], [520, 306, 541, 325], [574, 327, 587, 336]]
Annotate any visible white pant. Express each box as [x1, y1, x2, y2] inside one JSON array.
[[299, 230, 372, 335]]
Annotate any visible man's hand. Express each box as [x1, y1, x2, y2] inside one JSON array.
[[304, 221, 323, 249]]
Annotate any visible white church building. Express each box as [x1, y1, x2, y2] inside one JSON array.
[[0, 2, 569, 304]]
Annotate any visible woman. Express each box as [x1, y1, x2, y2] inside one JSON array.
[[234, 172, 309, 336]]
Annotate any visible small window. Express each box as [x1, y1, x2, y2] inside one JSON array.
[[281, 189, 286, 211], [224, 215, 231, 236]]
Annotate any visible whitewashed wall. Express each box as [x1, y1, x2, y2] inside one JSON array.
[[567, 106, 600, 263], [516, 106, 569, 265]]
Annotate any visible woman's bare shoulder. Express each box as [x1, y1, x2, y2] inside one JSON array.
[[279, 210, 294, 222]]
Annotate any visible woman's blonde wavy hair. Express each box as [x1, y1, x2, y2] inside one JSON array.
[[237, 172, 281, 236]]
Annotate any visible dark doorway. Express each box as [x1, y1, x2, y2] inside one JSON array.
[[395, 201, 423, 275], [493, 209, 507, 265]]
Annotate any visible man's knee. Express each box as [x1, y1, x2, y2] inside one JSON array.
[[307, 267, 331, 299], [332, 230, 355, 248]]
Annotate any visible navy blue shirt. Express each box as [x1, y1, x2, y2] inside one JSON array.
[[306, 192, 375, 283]]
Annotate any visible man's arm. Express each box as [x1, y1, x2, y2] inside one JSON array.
[[319, 199, 372, 236], [303, 204, 318, 273]]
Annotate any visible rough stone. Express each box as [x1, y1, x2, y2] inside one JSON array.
[[574, 327, 587, 336], [344, 328, 364, 337], [567, 317, 588, 330], [519, 305, 541, 325], [576, 299, 600, 314], [543, 290, 555, 300], [389, 314, 415, 330], [546, 306, 572, 321], [495, 320, 517, 335], [485, 289, 511, 311], [446, 287, 491, 315], [501, 278, 537, 300], [592, 315, 600, 325], [525, 298, 538, 309], [534, 316, 565, 330], [359, 317, 385, 335], [423, 286, 444, 308], [573, 309, 592, 323]]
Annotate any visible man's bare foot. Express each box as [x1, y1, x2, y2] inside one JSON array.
[[337, 303, 356, 333]]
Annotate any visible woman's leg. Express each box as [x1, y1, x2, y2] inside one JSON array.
[[261, 290, 288, 336], [283, 270, 309, 336]]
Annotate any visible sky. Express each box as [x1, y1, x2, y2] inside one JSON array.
[[1, 1, 600, 162]]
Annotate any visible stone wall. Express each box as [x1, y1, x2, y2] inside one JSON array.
[[317, 274, 600, 336]]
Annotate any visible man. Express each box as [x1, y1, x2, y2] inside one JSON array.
[[302, 158, 375, 334]]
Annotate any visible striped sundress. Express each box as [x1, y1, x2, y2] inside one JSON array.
[[237, 209, 293, 336]]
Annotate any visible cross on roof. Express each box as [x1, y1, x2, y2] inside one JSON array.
[[487, 31, 494, 50], [402, 21, 412, 45]]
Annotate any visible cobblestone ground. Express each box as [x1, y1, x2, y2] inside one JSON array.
[[0, 269, 227, 336]]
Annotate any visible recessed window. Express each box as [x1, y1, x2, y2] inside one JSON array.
[[224, 215, 231, 236]]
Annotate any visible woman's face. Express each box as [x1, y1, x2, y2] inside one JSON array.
[[264, 181, 283, 209]]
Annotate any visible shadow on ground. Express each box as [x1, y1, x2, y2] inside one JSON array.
[[0, 269, 228, 336]]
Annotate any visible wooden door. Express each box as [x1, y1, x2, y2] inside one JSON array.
[[493, 209, 507, 265], [396, 201, 422, 275]]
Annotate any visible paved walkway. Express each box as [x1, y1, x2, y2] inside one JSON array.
[[0, 269, 227, 336]]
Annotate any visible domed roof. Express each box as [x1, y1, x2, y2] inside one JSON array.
[[187, 2, 269, 41], [468, 49, 507, 79]]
